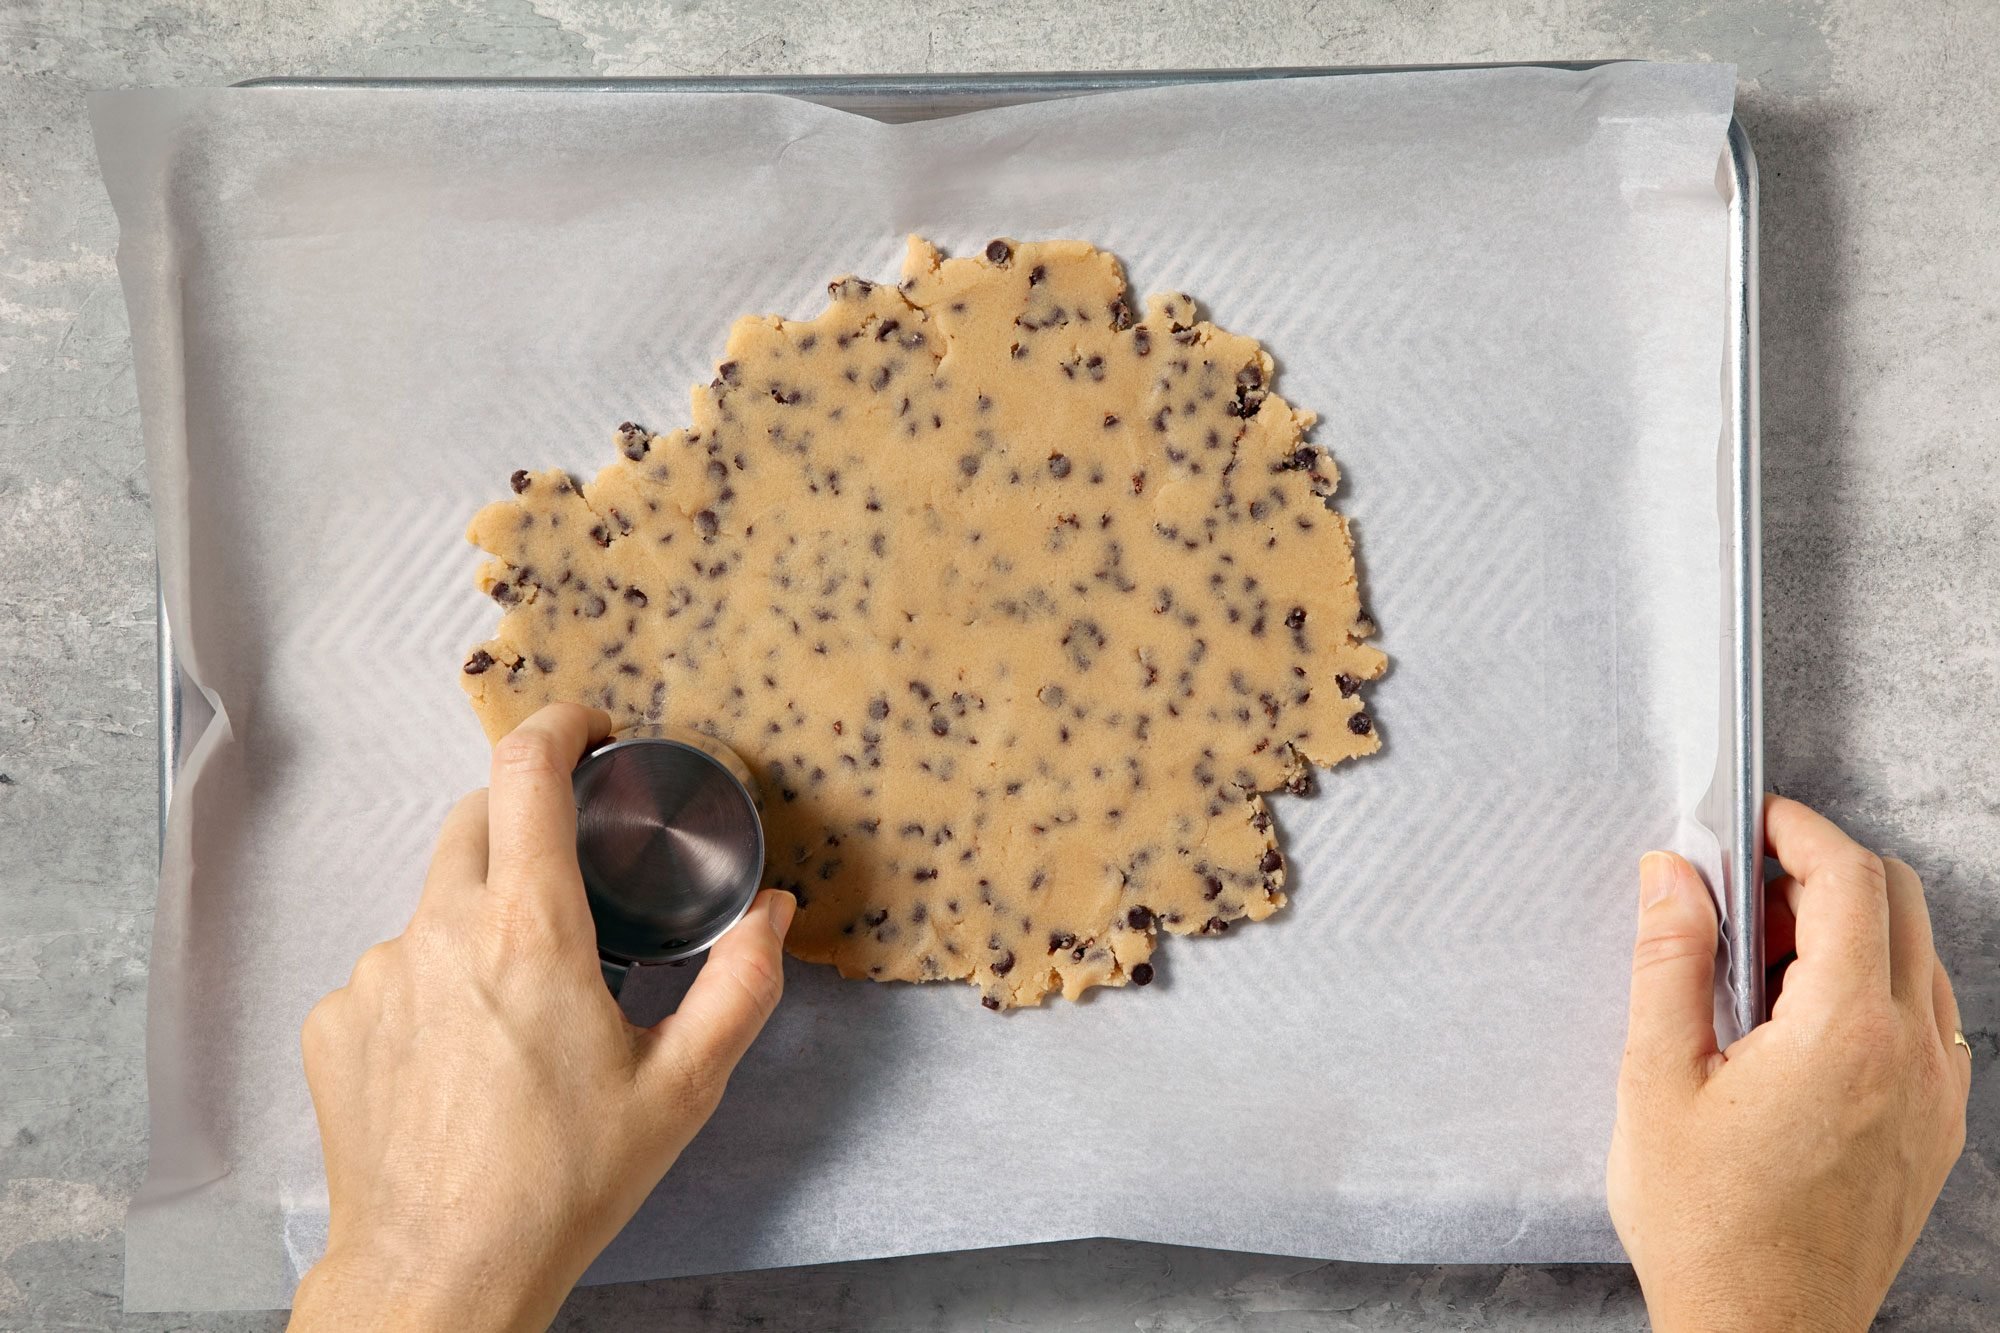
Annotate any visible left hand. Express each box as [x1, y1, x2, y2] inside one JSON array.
[[287, 703, 795, 1332]]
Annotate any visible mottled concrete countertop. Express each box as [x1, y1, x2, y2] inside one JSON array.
[[2, 2, 1994, 1328]]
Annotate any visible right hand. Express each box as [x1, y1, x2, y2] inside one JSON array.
[[289, 704, 794, 1332], [1608, 795, 1970, 1333]]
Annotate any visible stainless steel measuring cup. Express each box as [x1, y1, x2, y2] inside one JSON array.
[[571, 727, 765, 995]]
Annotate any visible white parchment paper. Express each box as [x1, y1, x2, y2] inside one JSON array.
[[94, 64, 1737, 1311]]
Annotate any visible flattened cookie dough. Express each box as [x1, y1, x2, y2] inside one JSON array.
[[463, 237, 1386, 1007]]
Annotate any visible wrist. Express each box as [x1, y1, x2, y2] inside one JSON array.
[[1640, 1264, 1881, 1333], [288, 1236, 563, 1333]]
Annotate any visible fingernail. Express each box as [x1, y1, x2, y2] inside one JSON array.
[[1640, 851, 1681, 909], [766, 890, 797, 941]]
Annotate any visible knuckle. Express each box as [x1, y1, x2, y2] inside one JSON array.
[[493, 730, 565, 780], [401, 912, 464, 969], [300, 993, 343, 1053], [1852, 1003, 1904, 1055], [1835, 848, 1888, 896], [483, 894, 554, 951], [1630, 928, 1714, 976], [347, 940, 399, 991], [1820, 1001, 1905, 1077], [401, 909, 450, 948], [725, 949, 785, 1020]]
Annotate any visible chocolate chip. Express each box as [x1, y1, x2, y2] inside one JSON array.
[[1109, 298, 1134, 331], [982, 995, 1001, 1010], [1259, 849, 1282, 874], [1103, 413, 1120, 429], [490, 581, 519, 606], [1131, 962, 1155, 986], [462, 649, 495, 675], [509, 469, 530, 493], [1028, 264, 1046, 285], [589, 524, 610, 547], [1049, 932, 1076, 953], [1203, 917, 1229, 934], [958, 454, 981, 477], [868, 697, 890, 720], [1348, 712, 1373, 735], [1203, 875, 1223, 900], [1048, 453, 1072, 479], [930, 716, 949, 737], [992, 951, 1016, 976], [985, 239, 1013, 265], [1285, 606, 1306, 629], [617, 424, 650, 460], [1132, 328, 1152, 356], [533, 654, 556, 673], [581, 594, 607, 618], [623, 587, 648, 607], [716, 360, 741, 385], [695, 509, 719, 539], [1126, 906, 1154, 930], [1336, 674, 1361, 697]]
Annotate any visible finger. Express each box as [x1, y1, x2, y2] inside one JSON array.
[[1764, 795, 1891, 998], [641, 890, 795, 1113], [1622, 852, 1721, 1098], [485, 703, 612, 932], [1883, 858, 1937, 1016], [1933, 963, 1970, 1088], [418, 789, 490, 915]]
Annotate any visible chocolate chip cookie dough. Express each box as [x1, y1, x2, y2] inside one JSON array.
[[462, 237, 1386, 1008]]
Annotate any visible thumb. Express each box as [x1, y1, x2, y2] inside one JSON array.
[[1622, 852, 1721, 1096], [639, 890, 794, 1116]]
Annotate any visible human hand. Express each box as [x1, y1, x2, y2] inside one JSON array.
[[1608, 796, 1970, 1332], [287, 703, 795, 1332]]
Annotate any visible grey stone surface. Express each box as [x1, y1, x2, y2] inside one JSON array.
[[1, 0, 1994, 1328]]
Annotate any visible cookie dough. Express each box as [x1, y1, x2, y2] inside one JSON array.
[[462, 236, 1385, 1007]]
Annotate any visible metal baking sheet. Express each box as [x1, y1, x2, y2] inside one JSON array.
[[120, 66, 1759, 1306], [164, 65, 1764, 1034]]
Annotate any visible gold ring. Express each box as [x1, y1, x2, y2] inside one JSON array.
[[1954, 1031, 1972, 1058]]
